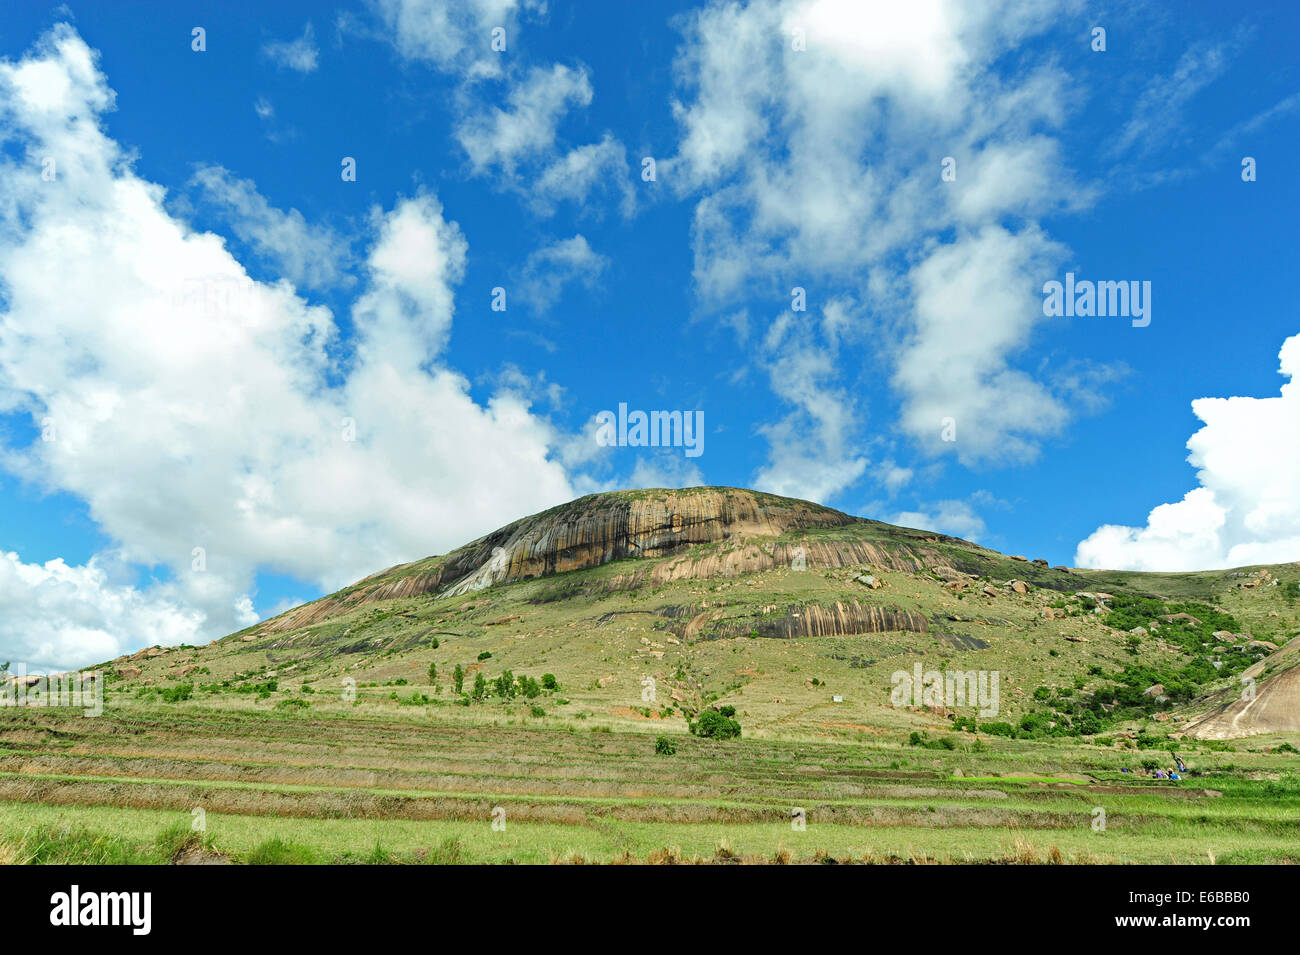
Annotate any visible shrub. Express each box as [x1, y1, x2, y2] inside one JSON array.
[[689, 708, 741, 740], [160, 683, 193, 703], [492, 670, 516, 699], [541, 673, 559, 691], [452, 664, 464, 694], [477, 651, 492, 661], [654, 736, 677, 756]]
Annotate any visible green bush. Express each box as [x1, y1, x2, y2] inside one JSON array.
[[689, 708, 741, 740], [654, 736, 677, 756], [160, 683, 193, 703]]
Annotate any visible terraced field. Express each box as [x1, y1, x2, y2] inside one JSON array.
[[3, 703, 1298, 864], [6, 488, 1299, 864]]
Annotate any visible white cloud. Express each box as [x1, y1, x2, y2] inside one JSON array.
[[890, 500, 986, 543], [191, 164, 352, 291], [630, 452, 706, 490], [371, 0, 529, 79], [751, 303, 869, 503], [262, 23, 320, 74], [0, 25, 579, 669], [0, 552, 207, 672], [1076, 334, 1300, 571], [531, 133, 634, 217], [456, 63, 592, 175], [516, 234, 607, 312], [1108, 41, 1232, 160], [374, 1, 632, 217], [895, 225, 1071, 464], [669, 0, 1094, 473]]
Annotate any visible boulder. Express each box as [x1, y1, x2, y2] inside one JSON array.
[[1212, 630, 1236, 643], [1143, 683, 1166, 698], [1009, 580, 1029, 595], [982, 584, 999, 598], [1009, 555, 1028, 562], [1162, 612, 1202, 627], [1129, 626, 1148, 637], [116, 666, 142, 679]]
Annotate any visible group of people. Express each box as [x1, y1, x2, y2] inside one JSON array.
[[1118, 752, 1189, 781]]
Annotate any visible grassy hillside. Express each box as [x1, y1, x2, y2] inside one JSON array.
[[5, 487, 1299, 864]]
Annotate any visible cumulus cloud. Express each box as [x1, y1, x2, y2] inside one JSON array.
[[371, 0, 531, 79], [191, 164, 352, 291], [262, 23, 320, 74], [890, 500, 986, 543], [373, 0, 633, 215], [669, 0, 1099, 475], [516, 234, 607, 312], [0, 552, 207, 672], [1076, 335, 1300, 571], [896, 225, 1070, 464], [0, 25, 578, 669], [751, 303, 869, 502], [456, 63, 592, 175], [531, 133, 634, 217]]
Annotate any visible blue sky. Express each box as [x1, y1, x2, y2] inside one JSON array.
[[1, 0, 1297, 671]]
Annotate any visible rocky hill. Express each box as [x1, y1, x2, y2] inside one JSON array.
[[103, 487, 1300, 741]]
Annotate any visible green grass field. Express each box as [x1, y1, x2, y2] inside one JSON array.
[[7, 490, 1299, 864], [2, 701, 1297, 864]]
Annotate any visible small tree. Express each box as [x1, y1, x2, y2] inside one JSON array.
[[452, 664, 464, 695], [472, 672, 487, 700], [689, 708, 741, 740], [541, 673, 558, 691], [427, 661, 437, 683]]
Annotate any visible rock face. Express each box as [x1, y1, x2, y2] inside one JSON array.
[[685, 600, 929, 641], [256, 487, 960, 634], [1184, 639, 1300, 739]]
